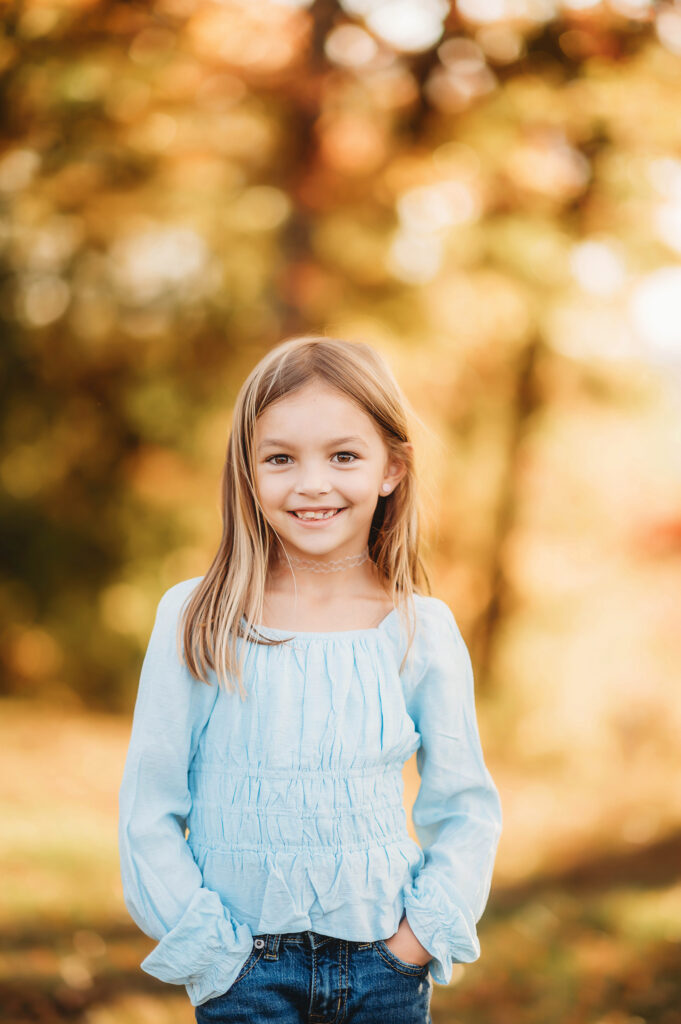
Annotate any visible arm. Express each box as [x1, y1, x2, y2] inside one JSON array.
[[118, 583, 254, 1006], [402, 599, 502, 984]]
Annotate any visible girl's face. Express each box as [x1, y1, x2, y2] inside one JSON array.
[[253, 379, 407, 562]]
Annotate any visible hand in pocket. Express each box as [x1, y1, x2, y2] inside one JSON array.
[[383, 916, 432, 967]]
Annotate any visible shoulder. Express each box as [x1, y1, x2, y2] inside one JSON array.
[[410, 593, 461, 638], [138, 577, 219, 708], [387, 592, 462, 642], [147, 577, 204, 644], [411, 593, 470, 673], [387, 593, 466, 681], [156, 576, 204, 619], [399, 595, 474, 702]]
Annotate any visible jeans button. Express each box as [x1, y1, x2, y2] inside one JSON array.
[[254, 938, 265, 949]]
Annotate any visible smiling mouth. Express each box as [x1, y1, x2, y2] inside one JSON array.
[[288, 508, 346, 521]]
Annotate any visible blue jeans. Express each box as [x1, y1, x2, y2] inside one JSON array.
[[194, 930, 433, 1023]]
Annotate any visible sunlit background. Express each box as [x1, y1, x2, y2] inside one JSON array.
[[2, 0, 681, 1021]]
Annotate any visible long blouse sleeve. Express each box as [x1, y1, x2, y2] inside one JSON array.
[[118, 583, 254, 1006], [402, 598, 502, 984]]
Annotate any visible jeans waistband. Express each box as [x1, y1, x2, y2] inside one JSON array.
[[256, 931, 333, 953], [253, 931, 377, 958]]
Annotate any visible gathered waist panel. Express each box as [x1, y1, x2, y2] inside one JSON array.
[[187, 764, 409, 850]]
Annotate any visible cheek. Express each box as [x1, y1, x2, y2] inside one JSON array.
[[341, 470, 381, 504], [255, 471, 286, 508]]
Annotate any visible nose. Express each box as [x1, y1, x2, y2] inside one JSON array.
[[293, 460, 332, 497]]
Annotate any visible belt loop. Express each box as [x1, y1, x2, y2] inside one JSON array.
[[265, 933, 280, 960]]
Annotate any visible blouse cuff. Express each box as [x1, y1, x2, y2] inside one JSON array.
[[402, 874, 480, 984], [140, 887, 254, 1006]]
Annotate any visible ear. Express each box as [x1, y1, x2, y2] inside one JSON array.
[[380, 442, 412, 497]]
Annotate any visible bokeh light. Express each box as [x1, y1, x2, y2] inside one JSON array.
[[629, 266, 681, 360]]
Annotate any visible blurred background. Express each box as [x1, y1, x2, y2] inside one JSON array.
[[2, 0, 681, 1021]]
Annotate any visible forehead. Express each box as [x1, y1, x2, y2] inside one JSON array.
[[255, 381, 383, 443]]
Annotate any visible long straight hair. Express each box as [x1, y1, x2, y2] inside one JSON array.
[[179, 335, 431, 698]]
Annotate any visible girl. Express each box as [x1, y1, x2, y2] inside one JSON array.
[[118, 335, 502, 1024]]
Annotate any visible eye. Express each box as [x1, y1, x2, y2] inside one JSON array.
[[265, 454, 292, 466], [332, 451, 358, 464]]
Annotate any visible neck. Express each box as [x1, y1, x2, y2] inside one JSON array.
[[268, 545, 380, 599], [285, 546, 369, 572]]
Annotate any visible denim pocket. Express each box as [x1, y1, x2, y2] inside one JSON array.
[[230, 939, 266, 989], [374, 940, 431, 977]]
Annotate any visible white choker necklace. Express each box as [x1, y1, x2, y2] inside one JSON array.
[[281, 546, 370, 574]]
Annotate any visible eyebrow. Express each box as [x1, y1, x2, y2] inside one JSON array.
[[257, 435, 369, 452]]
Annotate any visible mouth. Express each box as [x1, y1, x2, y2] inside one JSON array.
[[287, 508, 346, 521]]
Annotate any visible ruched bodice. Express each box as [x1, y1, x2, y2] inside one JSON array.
[[118, 577, 502, 1007], [199, 620, 421, 777], [188, 763, 410, 851]]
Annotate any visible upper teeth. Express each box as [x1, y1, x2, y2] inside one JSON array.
[[293, 509, 339, 519]]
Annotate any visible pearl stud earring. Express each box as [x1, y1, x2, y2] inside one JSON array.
[[381, 483, 391, 494]]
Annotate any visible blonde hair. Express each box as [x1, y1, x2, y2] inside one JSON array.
[[179, 335, 431, 698]]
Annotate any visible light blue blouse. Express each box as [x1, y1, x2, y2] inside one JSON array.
[[118, 576, 502, 1007]]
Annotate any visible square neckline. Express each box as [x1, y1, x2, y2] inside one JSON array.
[[242, 605, 399, 639]]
